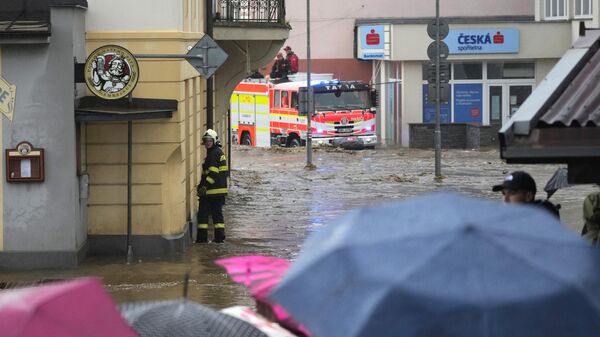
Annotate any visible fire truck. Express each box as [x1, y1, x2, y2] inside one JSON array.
[[230, 78, 378, 148]]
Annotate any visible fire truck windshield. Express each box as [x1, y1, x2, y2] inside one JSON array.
[[314, 90, 370, 111]]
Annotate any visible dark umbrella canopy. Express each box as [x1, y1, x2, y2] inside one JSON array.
[[544, 167, 570, 199], [120, 299, 268, 337], [271, 193, 600, 337]]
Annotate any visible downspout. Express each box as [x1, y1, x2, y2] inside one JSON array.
[[205, 0, 214, 129]]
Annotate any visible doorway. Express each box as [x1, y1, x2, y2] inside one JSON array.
[[488, 84, 532, 143], [488, 84, 533, 126]]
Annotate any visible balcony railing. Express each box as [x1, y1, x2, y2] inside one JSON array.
[[214, 0, 286, 24]]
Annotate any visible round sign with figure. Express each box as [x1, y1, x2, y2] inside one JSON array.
[[84, 45, 139, 100]]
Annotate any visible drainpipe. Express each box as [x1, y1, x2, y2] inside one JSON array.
[[206, 0, 214, 129]]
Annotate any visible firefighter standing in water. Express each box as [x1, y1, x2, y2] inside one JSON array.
[[196, 129, 228, 243]]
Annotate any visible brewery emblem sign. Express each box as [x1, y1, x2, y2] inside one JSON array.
[[84, 45, 139, 100]]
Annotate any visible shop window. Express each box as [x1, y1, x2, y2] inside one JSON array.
[[453, 63, 482, 80], [274, 91, 281, 108], [575, 0, 593, 17], [545, 0, 568, 19], [488, 62, 535, 79]]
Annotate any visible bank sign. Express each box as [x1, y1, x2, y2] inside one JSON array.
[[357, 25, 389, 60], [445, 28, 519, 54]]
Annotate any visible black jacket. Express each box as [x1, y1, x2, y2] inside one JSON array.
[[532, 199, 560, 219], [199, 146, 228, 197]]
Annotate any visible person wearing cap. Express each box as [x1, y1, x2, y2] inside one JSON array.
[[196, 129, 228, 243], [492, 171, 560, 218], [283, 46, 299, 75]]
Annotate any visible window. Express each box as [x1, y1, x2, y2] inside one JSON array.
[[274, 91, 281, 107], [545, 0, 568, 19], [487, 62, 535, 79], [453, 62, 482, 80], [281, 91, 289, 108], [575, 0, 593, 17], [291, 92, 299, 109]]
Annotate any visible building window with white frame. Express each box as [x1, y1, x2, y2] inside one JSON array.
[[575, 0, 593, 18], [545, 0, 568, 19]]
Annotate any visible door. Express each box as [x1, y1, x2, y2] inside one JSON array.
[[488, 84, 533, 126], [488, 85, 503, 127], [508, 85, 533, 118]]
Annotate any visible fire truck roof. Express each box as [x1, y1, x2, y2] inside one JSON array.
[[273, 80, 369, 92]]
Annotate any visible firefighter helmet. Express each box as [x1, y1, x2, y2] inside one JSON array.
[[202, 129, 218, 142]]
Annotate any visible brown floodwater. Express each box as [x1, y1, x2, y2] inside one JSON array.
[[1, 146, 597, 309]]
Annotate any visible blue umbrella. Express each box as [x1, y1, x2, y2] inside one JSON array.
[[271, 193, 600, 337]]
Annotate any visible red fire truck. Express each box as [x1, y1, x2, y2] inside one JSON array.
[[231, 79, 378, 148]]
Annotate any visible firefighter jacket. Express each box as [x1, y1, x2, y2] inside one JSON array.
[[199, 146, 228, 197]]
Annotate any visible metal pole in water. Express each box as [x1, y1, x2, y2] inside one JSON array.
[[434, 0, 442, 178], [306, 0, 313, 167]]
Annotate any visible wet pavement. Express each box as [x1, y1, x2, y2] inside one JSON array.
[[1, 145, 597, 309]]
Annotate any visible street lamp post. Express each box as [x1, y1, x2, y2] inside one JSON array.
[[434, 0, 442, 177], [306, 0, 313, 168]]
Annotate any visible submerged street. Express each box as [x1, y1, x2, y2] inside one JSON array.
[[1, 146, 597, 309]]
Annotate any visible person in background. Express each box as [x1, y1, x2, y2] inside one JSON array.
[[270, 53, 289, 80], [196, 129, 228, 243], [492, 171, 560, 219], [283, 46, 299, 75], [581, 185, 600, 244]]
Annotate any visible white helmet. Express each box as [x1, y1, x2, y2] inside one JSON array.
[[202, 129, 218, 142]]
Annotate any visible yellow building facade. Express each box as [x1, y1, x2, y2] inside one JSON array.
[[83, 0, 289, 254]]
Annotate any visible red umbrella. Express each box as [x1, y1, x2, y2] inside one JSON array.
[[216, 256, 312, 337], [0, 277, 138, 337]]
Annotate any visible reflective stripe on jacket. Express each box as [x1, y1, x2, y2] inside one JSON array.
[[199, 146, 228, 196]]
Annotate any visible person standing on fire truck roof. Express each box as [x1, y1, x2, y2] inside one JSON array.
[[284, 46, 299, 75], [196, 129, 229, 243]]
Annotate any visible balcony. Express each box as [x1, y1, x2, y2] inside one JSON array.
[[212, 0, 289, 41], [214, 0, 287, 27]]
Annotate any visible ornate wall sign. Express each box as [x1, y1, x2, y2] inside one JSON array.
[[0, 76, 16, 121], [84, 45, 139, 100]]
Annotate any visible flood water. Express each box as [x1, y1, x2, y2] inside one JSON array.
[[1, 146, 597, 309]]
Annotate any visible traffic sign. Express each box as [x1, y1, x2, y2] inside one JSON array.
[[186, 35, 229, 79], [427, 41, 449, 60], [427, 83, 450, 104], [427, 19, 449, 40], [426, 61, 450, 84]]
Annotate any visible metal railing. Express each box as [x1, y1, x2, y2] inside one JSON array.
[[214, 0, 286, 24]]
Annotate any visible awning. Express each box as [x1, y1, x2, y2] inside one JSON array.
[[0, 0, 88, 43], [499, 28, 600, 183], [75, 96, 176, 122]]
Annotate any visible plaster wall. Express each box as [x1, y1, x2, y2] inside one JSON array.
[[2, 8, 86, 252]]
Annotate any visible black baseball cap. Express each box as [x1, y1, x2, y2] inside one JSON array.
[[492, 171, 537, 193]]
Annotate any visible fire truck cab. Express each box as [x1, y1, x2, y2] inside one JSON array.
[[231, 78, 378, 148]]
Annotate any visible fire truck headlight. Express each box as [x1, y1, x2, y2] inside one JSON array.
[[318, 140, 324, 145]]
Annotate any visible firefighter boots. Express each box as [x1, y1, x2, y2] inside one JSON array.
[[214, 228, 225, 243], [196, 228, 208, 243]]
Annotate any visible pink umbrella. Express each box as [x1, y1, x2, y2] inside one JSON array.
[[0, 277, 138, 337], [216, 256, 312, 337]]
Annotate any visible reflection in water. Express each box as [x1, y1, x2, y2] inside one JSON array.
[[1, 146, 596, 310]]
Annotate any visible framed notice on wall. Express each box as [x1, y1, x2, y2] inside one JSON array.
[[6, 141, 45, 182]]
